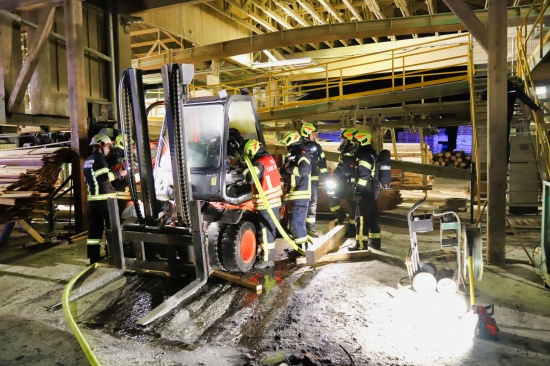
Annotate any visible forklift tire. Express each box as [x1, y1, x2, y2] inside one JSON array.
[[220, 221, 257, 273], [207, 222, 227, 271]]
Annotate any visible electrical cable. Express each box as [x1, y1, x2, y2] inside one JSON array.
[[243, 155, 305, 255], [62, 263, 100, 366]]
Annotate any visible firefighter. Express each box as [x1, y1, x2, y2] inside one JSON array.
[[107, 134, 129, 216], [326, 128, 358, 237], [84, 134, 127, 264], [279, 131, 311, 251], [300, 123, 328, 238], [350, 130, 381, 251], [242, 139, 283, 269]]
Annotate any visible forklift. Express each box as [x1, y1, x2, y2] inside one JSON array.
[[106, 64, 270, 325]]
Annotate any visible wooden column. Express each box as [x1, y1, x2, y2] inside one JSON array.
[[486, 0, 508, 264], [0, 15, 22, 124], [63, 0, 88, 232], [8, 5, 56, 113]]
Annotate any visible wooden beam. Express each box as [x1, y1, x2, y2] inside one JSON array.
[[305, 223, 348, 264], [7, 4, 56, 113], [442, 0, 488, 52], [132, 6, 530, 68], [16, 219, 46, 244], [486, 0, 508, 265], [213, 270, 262, 294], [63, 0, 87, 232], [0, 0, 60, 12]]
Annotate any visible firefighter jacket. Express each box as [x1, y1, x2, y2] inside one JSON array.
[[333, 142, 358, 185], [84, 150, 123, 201], [243, 152, 283, 210], [303, 138, 328, 182], [282, 143, 311, 205], [354, 144, 378, 196]]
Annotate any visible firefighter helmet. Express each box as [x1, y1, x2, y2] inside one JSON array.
[[243, 139, 261, 159], [353, 130, 373, 146], [280, 131, 301, 146], [339, 128, 357, 141], [300, 123, 317, 138], [89, 134, 112, 146]]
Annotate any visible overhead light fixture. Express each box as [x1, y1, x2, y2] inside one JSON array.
[[251, 57, 313, 69]]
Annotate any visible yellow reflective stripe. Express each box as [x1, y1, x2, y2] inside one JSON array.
[[319, 168, 328, 174], [292, 166, 299, 176], [306, 218, 315, 223], [87, 239, 100, 245], [348, 219, 355, 225], [350, 177, 355, 183], [369, 232, 381, 239], [285, 192, 311, 201], [358, 216, 364, 240], [253, 197, 282, 207], [320, 152, 326, 158], [108, 172, 115, 181], [357, 178, 368, 186], [294, 236, 308, 244], [297, 156, 310, 165], [358, 160, 372, 169], [87, 193, 117, 201], [329, 205, 341, 212], [93, 167, 109, 177], [243, 168, 250, 177], [255, 202, 282, 210], [356, 234, 369, 241], [311, 175, 319, 181]]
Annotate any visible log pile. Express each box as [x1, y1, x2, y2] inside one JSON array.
[[377, 189, 403, 212], [431, 151, 472, 169], [0, 147, 73, 225]]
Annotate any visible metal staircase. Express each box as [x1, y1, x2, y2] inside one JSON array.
[[508, 112, 543, 215], [471, 74, 488, 207]]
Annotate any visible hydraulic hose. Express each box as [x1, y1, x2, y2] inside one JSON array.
[[62, 263, 101, 366], [243, 155, 305, 255]]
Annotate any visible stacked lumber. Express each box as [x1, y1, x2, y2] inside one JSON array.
[[378, 189, 403, 212], [0, 147, 72, 225], [430, 150, 472, 169]]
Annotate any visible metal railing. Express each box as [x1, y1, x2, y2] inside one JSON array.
[[516, 0, 550, 181], [192, 33, 470, 114]]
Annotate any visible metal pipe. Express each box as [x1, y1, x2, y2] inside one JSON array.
[[107, 2, 118, 121]]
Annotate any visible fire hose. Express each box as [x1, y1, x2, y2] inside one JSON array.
[[243, 155, 305, 255], [62, 263, 101, 365]]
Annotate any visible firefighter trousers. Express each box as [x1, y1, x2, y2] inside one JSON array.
[[87, 200, 111, 263], [306, 180, 319, 230], [257, 207, 280, 261], [355, 191, 381, 249]]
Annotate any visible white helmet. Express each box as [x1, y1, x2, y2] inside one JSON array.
[[89, 134, 112, 146]]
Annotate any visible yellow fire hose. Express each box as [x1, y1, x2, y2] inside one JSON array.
[[62, 263, 101, 366], [243, 155, 305, 255]]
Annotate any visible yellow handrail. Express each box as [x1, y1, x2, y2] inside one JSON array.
[[467, 34, 483, 221], [192, 33, 470, 113], [515, 0, 550, 180]]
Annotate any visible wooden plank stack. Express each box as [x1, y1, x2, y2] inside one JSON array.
[[430, 151, 472, 169], [0, 147, 72, 225]]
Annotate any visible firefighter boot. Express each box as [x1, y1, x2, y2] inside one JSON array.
[[369, 238, 381, 250], [255, 249, 275, 269], [348, 241, 367, 251], [306, 223, 320, 238], [87, 245, 101, 265]]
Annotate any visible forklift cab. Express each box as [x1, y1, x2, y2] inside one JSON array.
[[154, 93, 264, 205]]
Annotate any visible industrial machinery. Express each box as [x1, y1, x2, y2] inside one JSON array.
[[404, 196, 483, 294], [107, 64, 269, 325]]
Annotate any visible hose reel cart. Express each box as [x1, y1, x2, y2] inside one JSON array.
[[404, 196, 483, 294]]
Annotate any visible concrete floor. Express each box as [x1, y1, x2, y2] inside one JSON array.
[[1, 187, 550, 366]]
